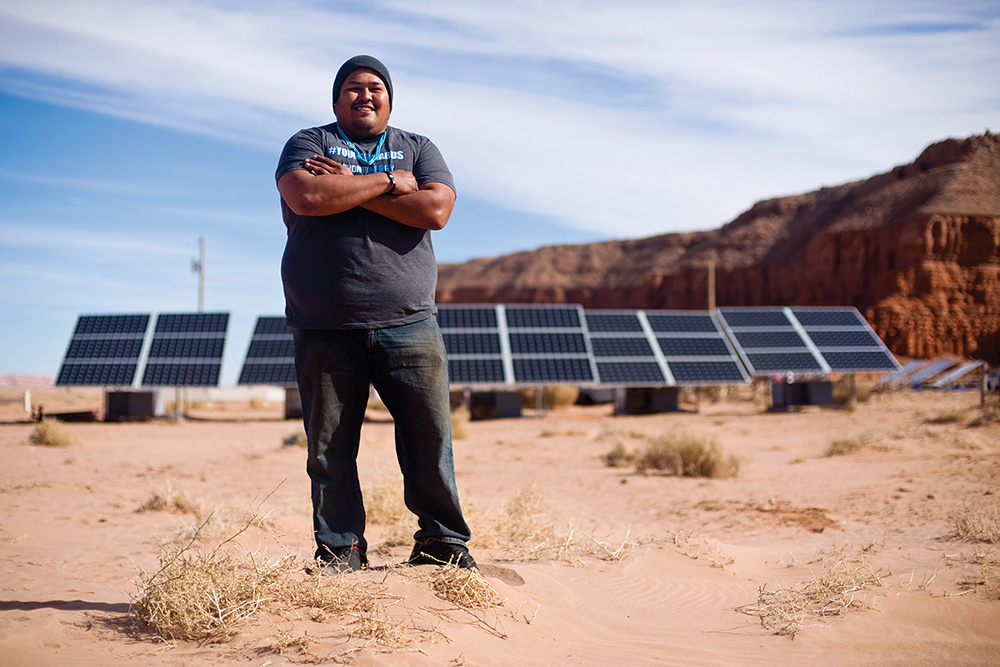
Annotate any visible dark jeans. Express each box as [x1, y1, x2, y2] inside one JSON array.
[[294, 318, 471, 560]]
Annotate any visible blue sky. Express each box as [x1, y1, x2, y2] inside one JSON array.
[[1, 0, 997, 384]]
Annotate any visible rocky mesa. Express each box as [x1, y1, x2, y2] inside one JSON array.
[[437, 133, 1000, 365]]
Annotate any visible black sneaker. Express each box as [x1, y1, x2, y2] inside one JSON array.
[[317, 545, 367, 574], [407, 540, 477, 570]]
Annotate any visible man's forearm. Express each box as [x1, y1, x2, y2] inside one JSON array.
[[277, 169, 393, 217], [360, 183, 455, 230]]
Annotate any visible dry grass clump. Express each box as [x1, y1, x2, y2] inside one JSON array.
[[739, 559, 883, 638], [131, 544, 297, 641], [472, 485, 642, 564], [519, 385, 579, 409], [451, 404, 471, 440], [832, 375, 875, 405], [924, 408, 970, 425], [603, 441, 638, 468], [27, 419, 73, 447], [635, 425, 741, 478], [137, 483, 203, 515], [950, 505, 1000, 543], [432, 563, 504, 609], [282, 430, 307, 447], [970, 395, 1000, 427], [826, 429, 878, 456]]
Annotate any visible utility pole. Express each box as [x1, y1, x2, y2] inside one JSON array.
[[707, 258, 716, 312], [191, 236, 205, 312]]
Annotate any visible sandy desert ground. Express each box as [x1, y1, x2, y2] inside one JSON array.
[[1, 382, 999, 666]]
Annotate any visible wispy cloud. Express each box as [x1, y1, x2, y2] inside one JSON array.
[[2, 0, 996, 235]]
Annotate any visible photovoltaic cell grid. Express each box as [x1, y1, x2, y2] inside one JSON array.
[[56, 314, 151, 386], [646, 311, 750, 385], [238, 316, 297, 386], [438, 305, 508, 384], [141, 313, 229, 386], [505, 305, 596, 384], [717, 307, 899, 376]]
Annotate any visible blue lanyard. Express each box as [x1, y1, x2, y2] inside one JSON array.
[[336, 125, 387, 167]]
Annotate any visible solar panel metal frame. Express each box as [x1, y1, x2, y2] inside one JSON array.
[[237, 316, 296, 387], [140, 312, 229, 387], [55, 314, 152, 387]]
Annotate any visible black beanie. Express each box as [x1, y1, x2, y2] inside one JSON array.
[[332, 55, 393, 110]]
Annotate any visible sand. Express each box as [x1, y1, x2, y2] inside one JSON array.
[[1, 383, 998, 666]]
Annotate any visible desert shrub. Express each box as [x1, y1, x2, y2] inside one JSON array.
[[827, 429, 877, 456], [364, 476, 409, 526], [739, 559, 883, 638], [138, 483, 202, 515], [603, 441, 637, 468], [637, 426, 741, 478], [970, 395, 1000, 427], [833, 375, 875, 405], [951, 505, 1000, 543], [924, 408, 970, 425], [132, 546, 295, 641], [451, 404, 470, 439], [519, 385, 579, 409], [28, 419, 72, 447]]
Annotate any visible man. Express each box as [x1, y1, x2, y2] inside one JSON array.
[[276, 55, 475, 572]]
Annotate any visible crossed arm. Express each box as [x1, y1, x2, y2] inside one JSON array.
[[277, 155, 455, 231]]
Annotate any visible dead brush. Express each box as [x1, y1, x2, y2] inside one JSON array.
[[636, 425, 741, 478], [950, 504, 1000, 543], [970, 395, 1000, 427], [738, 559, 883, 638], [826, 429, 878, 456], [603, 441, 638, 468], [27, 419, 73, 447], [451, 404, 471, 440], [137, 483, 203, 515], [432, 563, 504, 609]]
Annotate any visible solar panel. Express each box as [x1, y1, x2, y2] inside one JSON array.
[[791, 307, 900, 374], [141, 313, 229, 387], [657, 337, 731, 357], [719, 307, 900, 376], [505, 305, 582, 329], [670, 361, 747, 384], [646, 313, 717, 333], [586, 312, 644, 333], [504, 304, 597, 384], [596, 361, 665, 384], [238, 316, 296, 386], [438, 306, 497, 329], [56, 314, 151, 387], [510, 332, 588, 355], [513, 357, 594, 383], [592, 337, 655, 357], [646, 310, 751, 386], [448, 358, 506, 384], [436, 304, 511, 385]]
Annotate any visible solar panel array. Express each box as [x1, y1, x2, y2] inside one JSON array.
[[56, 314, 151, 386], [233, 306, 898, 388], [56, 313, 229, 387], [237, 316, 296, 386], [716, 306, 900, 376], [142, 313, 229, 386]]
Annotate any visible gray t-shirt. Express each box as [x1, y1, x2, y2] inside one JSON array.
[[276, 123, 455, 330]]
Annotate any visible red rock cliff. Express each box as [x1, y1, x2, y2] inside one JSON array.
[[437, 133, 1000, 364]]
